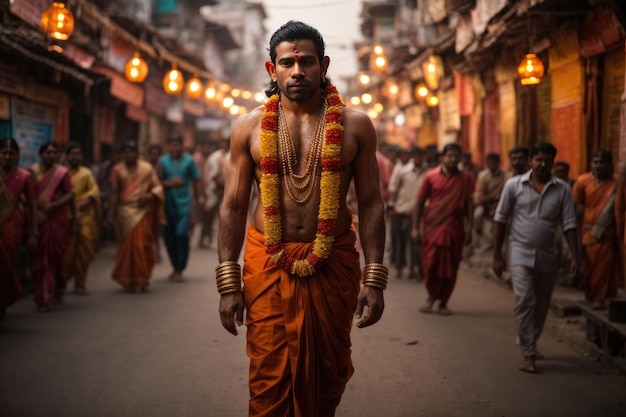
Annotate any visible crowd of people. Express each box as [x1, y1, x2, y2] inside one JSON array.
[[377, 139, 625, 373], [0, 135, 229, 317]]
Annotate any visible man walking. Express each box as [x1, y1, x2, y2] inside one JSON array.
[[412, 143, 475, 315], [573, 149, 622, 309], [64, 143, 101, 295], [201, 138, 228, 250], [473, 152, 507, 249], [493, 142, 579, 373], [159, 134, 202, 282], [216, 21, 386, 416], [387, 147, 426, 280]]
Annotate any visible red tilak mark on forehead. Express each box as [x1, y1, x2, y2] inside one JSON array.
[[293, 45, 299, 59]]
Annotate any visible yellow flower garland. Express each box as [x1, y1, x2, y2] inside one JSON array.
[[259, 85, 344, 277]]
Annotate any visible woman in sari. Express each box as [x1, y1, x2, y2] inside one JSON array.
[[0, 138, 37, 320], [29, 141, 75, 312]]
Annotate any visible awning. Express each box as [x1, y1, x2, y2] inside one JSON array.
[[92, 65, 144, 108]]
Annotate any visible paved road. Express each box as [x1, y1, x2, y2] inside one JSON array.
[[1, 241, 625, 417]]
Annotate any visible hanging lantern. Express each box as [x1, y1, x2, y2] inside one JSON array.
[[124, 52, 149, 83], [370, 44, 388, 73], [40, 2, 75, 41], [414, 83, 429, 100], [186, 76, 203, 99], [426, 94, 439, 107], [163, 64, 184, 95], [204, 81, 217, 102], [518, 53, 545, 85], [422, 55, 443, 90]]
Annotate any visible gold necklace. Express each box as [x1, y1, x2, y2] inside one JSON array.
[[277, 100, 327, 204]]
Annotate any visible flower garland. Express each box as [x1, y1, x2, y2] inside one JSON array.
[[259, 85, 344, 277]]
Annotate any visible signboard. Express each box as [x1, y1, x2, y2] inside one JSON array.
[[24, 79, 69, 106], [0, 94, 10, 120], [551, 60, 583, 109], [601, 48, 624, 160], [92, 65, 144, 107], [145, 86, 171, 116], [11, 97, 56, 167], [551, 102, 582, 177], [0, 69, 25, 96], [499, 80, 516, 156], [10, 0, 48, 29], [94, 105, 115, 145]]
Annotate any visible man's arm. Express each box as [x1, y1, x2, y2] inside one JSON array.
[[217, 113, 256, 336], [464, 196, 474, 246], [351, 110, 385, 329]]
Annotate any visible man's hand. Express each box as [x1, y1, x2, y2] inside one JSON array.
[[219, 291, 245, 335], [464, 231, 473, 246], [355, 286, 384, 328], [411, 228, 421, 243], [72, 217, 81, 234], [493, 255, 505, 279], [42, 201, 56, 214], [569, 259, 580, 280], [169, 177, 185, 188]]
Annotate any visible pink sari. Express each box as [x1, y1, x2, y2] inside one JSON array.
[[0, 168, 35, 314], [30, 163, 73, 307]]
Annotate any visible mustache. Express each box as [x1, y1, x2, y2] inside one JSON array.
[[288, 80, 311, 87]]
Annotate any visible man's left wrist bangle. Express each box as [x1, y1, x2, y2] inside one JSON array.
[[362, 262, 389, 290], [216, 261, 242, 294]]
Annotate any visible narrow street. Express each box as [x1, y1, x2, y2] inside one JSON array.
[[1, 240, 625, 417]]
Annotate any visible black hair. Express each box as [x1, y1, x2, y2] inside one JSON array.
[[508, 145, 529, 158], [530, 142, 557, 158], [442, 143, 462, 155], [0, 137, 19, 152], [65, 141, 82, 154], [590, 149, 612, 163], [486, 152, 500, 162], [412, 146, 425, 156], [265, 21, 330, 97], [147, 144, 163, 153], [121, 140, 139, 151], [39, 141, 59, 156], [167, 134, 183, 144], [553, 161, 570, 171]]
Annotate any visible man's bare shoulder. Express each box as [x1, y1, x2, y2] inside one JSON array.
[[342, 106, 376, 144], [233, 105, 263, 133]]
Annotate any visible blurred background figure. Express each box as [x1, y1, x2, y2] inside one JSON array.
[[201, 137, 229, 250], [473, 152, 507, 251], [573, 150, 622, 309], [30, 141, 75, 312], [159, 135, 202, 282], [96, 145, 122, 245], [0, 138, 37, 320], [64, 142, 101, 296]]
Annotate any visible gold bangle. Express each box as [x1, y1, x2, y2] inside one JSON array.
[[216, 261, 242, 294], [216, 273, 242, 282], [362, 262, 388, 290]]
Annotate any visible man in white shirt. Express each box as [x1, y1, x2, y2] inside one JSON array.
[[387, 147, 427, 280]]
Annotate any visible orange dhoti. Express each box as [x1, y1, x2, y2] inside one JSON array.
[[243, 226, 361, 417]]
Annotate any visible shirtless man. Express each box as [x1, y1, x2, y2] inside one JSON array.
[[215, 21, 386, 417]]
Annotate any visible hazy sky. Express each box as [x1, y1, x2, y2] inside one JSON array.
[[262, 0, 362, 80]]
